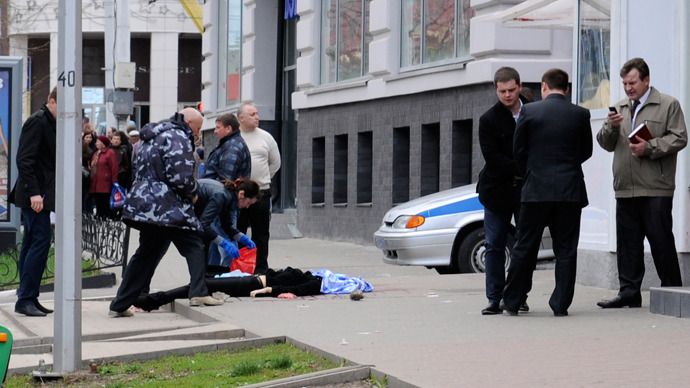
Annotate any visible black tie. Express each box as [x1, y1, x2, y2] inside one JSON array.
[[631, 100, 640, 123]]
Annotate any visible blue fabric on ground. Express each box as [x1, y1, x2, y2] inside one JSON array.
[[311, 269, 374, 294]]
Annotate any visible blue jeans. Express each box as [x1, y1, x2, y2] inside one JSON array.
[[17, 208, 52, 304], [484, 207, 515, 304]]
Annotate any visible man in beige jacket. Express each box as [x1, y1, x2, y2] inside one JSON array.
[[596, 57, 687, 309]]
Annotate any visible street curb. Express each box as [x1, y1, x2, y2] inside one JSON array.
[[243, 365, 372, 388]]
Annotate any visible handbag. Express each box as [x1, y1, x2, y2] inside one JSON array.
[[109, 182, 127, 209], [230, 247, 257, 274]]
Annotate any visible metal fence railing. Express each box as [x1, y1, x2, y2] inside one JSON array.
[[0, 214, 129, 290]]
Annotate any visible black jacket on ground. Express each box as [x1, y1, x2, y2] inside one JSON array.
[[476, 97, 527, 213], [266, 267, 322, 297], [136, 267, 323, 311], [9, 105, 57, 211]]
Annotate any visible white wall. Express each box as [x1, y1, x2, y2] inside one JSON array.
[[8, 0, 199, 35], [9, 0, 200, 123], [149, 32, 178, 121], [292, 0, 572, 109], [604, 0, 690, 253]]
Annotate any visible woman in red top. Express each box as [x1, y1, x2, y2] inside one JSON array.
[[89, 136, 119, 218]]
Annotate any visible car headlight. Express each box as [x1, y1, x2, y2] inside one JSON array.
[[392, 215, 425, 229]]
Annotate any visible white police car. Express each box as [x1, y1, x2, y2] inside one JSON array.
[[374, 184, 553, 274]]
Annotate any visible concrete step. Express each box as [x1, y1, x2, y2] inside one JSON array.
[[650, 287, 690, 318], [269, 209, 302, 240]]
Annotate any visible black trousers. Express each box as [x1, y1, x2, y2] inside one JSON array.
[[135, 276, 264, 311], [109, 224, 209, 312], [503, 202, 582, 313], [92, 192, 115, 219], [238, 188, 272, 274], [616, 197, 682, 299]]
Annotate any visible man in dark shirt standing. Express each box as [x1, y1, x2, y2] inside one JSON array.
[[9, 87, 57, 317], [477, 67, 530, 315]]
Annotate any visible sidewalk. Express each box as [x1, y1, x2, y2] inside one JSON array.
[[2, 235, 690, 387]]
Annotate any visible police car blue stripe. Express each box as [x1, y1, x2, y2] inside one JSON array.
[[419, 196, 483, 218]]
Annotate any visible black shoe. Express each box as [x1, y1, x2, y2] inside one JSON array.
[[519, 302, 529, 312], [596, 295, 642, 309], [133, 292, 167, 312], [499, 302, 518, 316], [553, 311, 568, 317], [15, 303, 47, 317], [481, 303, 503, 315], [34, 300, 53, 314]]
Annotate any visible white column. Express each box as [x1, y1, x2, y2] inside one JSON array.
[[54, 0, 82, 373], [201, 0, 219, 115], [368, 0, 400, 77], [241, 0, 256, 103], [295, 0, 320, 89], [9, 36, 30, 121], [149, 32, 179, 121], [50, 32, 58, 90]]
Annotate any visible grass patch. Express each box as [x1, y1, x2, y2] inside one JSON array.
[[5, 343, 338, 387]]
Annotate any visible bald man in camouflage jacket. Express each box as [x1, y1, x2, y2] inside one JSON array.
[[109, 108, 222, 317]]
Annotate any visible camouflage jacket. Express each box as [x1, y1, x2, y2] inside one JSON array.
[[202, 130, 251, 182], [122, 114, 202, 231]]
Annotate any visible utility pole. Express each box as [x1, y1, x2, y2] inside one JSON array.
[[52, 0, 83, 375], [104, 0, 132, 133]]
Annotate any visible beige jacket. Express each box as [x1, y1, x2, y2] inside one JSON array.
[[597, 87, 687, 198]]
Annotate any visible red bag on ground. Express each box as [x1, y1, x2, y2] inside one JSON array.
[[230, 247, 256, 274]]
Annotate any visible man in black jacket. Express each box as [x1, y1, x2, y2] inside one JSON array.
[[8, 87, 57, 317], [477, 67, 529, 315], [502, 69, 592, 316]]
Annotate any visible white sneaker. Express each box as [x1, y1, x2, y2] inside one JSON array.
[[108, 309, 133, 318], [190, 296, 224, 307]]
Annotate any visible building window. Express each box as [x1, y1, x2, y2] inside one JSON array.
[[393, 127, 410, 204], [451, 119, 472, 187], [178, 36, 202, 104], [333, 134, 349, 204], [218, 0, 242, 108], [577, 0, 611, 109], [420, 123, 440, 196], [312, 137, 326, 204], [321, 0, 372, 83], [357, 131, 373, 204], [401, 0, 473, 68]]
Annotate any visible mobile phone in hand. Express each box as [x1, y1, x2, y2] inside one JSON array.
[[608, 106, 617, 113]]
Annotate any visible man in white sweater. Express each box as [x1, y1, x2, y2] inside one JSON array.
[[238, 103, 281, 274]]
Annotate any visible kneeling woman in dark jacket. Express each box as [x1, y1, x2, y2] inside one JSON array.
[[195, 177, 260, 270]]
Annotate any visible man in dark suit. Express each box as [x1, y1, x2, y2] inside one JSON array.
[[476, 67, 530, 315], [502, 69, 593, 316], [8, 87, 57, 317]]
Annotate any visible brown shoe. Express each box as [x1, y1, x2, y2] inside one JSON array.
[[190, 296, 224, 307]]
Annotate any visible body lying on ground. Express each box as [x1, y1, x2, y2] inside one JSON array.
[[134, 267, 373, 311]]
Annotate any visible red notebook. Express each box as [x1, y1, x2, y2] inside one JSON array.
[[628, 122, 653, 144]]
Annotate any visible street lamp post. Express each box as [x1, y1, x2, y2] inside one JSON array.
[[52, 0, 83, 375]]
